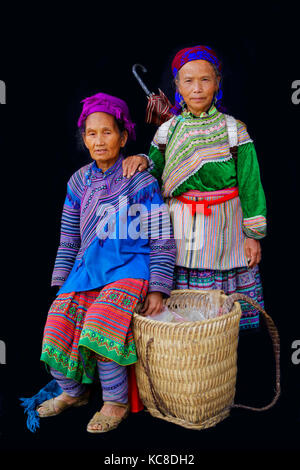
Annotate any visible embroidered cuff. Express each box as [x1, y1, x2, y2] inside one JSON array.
[[243, 215, 267, 239], [138, 153, 154, 172], [51, 268, 70, 287], [51, 277, 66, 287], [148, 282, 171, 297]]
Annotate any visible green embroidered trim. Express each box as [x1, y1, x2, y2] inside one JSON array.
[[101, 290, 136, 309], [40, 343, 96, 384], [79, 328, 138, 366], [181, 103, 218, 119]]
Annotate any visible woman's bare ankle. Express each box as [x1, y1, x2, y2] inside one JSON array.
[[101, 403, 127, 417]]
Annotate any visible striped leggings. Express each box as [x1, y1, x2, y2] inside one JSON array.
[[50, 358, 128, 404]]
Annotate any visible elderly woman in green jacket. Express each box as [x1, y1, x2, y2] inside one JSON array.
[[123, 45, 266, 330]]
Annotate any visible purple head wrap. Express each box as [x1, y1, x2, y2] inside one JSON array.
[[77, 92, 136, 141]]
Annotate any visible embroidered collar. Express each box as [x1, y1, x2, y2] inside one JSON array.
[[181, 104, 218, 120], [85, 154, 124, 186], [91, 154, 124, 176]]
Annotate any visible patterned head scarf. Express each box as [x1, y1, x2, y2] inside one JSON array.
[[77, 92, 136, 141], [170, 45, 223, 115]]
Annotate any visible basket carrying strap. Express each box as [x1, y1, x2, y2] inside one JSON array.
[[136, 336, 176, 418], [221, 293, 281, 411]]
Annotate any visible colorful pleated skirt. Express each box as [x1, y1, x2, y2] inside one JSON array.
[[174, 265, 264, 329], [40, 278, 149, 384]]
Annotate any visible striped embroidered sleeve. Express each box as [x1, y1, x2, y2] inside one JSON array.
[[237, 137, 267, 240], [51, 171, 83, 286], [141, 182, 176, 296]]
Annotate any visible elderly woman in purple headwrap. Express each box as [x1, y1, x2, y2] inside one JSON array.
[[123, 45, 267, 331], [28, 93, 176, 433]]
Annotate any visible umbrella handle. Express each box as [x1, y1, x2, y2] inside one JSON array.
[[132, 64, 153, 97]]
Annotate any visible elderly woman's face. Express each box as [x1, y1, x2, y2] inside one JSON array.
[[177, 60, 220, 116], [83, 112, 128, 170]]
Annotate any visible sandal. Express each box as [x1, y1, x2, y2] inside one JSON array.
[[87, 401, 130, 433], [37, 391, 90, 418]]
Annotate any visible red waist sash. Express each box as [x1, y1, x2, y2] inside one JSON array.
[[174, 188, 239, 216]]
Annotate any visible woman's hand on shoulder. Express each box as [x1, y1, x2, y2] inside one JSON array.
[[140, 292, 164, 317], [122, 155, 148, 178]]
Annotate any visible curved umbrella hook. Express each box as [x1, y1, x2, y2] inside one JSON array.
[[132, 64, 153, 97]]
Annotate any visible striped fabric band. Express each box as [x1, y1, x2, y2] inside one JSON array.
[[168, 187, 248, 270], [243, 215, 267, 239], [97, 361, 128, 403], [50, 367, 86, 397]]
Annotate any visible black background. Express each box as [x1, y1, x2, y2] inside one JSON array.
[[0, 1, 299, 463]]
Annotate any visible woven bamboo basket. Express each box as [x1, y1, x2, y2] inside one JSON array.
[[133, 290, 280, 430]]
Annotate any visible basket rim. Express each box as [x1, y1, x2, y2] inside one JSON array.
[[133, 289, 241, 328]]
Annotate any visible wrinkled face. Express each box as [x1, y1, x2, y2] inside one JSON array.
[[83, 112, 128, 169], [177, 59, 220, 116]]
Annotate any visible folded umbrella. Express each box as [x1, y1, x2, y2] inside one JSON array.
[[132, 64, 173, 126]]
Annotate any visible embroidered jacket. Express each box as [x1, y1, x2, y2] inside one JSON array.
[[148, 105, 267, 240], [51, 155, 176, 296]]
